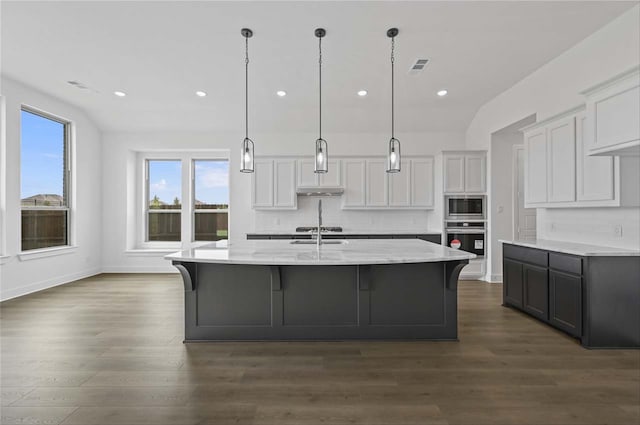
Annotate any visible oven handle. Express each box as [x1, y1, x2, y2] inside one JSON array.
[[445, 229, 486, 234]]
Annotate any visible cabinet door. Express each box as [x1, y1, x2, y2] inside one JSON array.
[[464, 154, 486, 193], [411, 158, 434, 208], [274, 159, 296, 208], [576, 113, 615, 202], [342, 159, 366, 208], [503, 259, 524, 308], [319, 159, 342, 187], [549, 270, 582, 338], [523, 264, 549, 321], [388, 160, 411, 207], [444, 155, 465, 193], [366, 159, 389, 207], [297, 159, 317, 187], [547, 117, 576, 203], [525, 129, 548, 204], [252, 160, 274, 208]]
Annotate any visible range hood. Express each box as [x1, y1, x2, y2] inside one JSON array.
[[296, 186, 344, 197]]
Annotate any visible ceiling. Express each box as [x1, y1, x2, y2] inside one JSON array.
[[1, 1, 636, 134]]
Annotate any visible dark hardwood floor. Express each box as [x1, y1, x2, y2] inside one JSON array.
[[1, 274, 638, 425]]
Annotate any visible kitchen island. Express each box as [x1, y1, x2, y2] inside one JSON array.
[[166, 239, 475, 341]]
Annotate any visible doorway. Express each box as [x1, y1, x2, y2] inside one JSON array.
[[512, 145, 536, 240]]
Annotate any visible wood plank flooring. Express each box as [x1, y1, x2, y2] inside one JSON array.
[[1, 274, 638, 425]]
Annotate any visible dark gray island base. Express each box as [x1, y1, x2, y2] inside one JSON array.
[[173, 262, 467, 341], [168, 240, 473, 341]]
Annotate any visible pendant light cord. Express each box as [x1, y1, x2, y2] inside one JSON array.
[[319, 36, 322, 140], [391, 36, 395, 139], [245, 36, 249, 140]]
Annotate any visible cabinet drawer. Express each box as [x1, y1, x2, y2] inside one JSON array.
[[503, 244, 548, 267], [549, 252, 582, 275]]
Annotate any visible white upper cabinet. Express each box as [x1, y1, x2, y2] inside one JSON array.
[[410, 158, 435, 208], [297, 158, 342, 188], [576, 112, 616, 202], [252, 159, 274, 208], [342, 156, 435, 210], [525, 129, 548, 205], [522, 105, 638, 208], [546, 116, 576, 203], [443, 154, 465, 193], [582, 67, 640, 156], [443, 152, 487, 194], [365, 159, 389, 207], [342, 159, 366, 208], [464, 154, 487, 194], [251, 158, 297, 209], [388, 159, 411, 207]]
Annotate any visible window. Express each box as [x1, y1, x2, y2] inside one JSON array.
[[193, 160, 229, 241], [146, 160, 181, 241], [20, 108, 70, 251], [139, 154, 229, 247]]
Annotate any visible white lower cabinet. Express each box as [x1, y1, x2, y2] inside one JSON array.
[[252, 158, 296, 210]]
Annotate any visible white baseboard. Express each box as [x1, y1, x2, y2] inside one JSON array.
[[101, 266, 178, 273], [0, 267, 102, 302], [489, 274, 503, 283]]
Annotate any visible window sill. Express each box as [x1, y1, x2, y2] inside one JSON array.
[[125, 249, 181, 257], [18, 246, 78, 261]]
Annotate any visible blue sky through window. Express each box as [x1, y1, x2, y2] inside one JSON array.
[[20, 110, 65, 199], [148, 160, 229, 206]]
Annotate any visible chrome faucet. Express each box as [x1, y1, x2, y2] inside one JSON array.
[[317, 199, 323, 248]]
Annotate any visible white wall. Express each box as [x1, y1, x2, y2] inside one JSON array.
[[101, 131, 464, 272], [465, 6, 640, 280], [0, 77, 103, 300]]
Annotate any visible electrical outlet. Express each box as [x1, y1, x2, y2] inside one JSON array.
[[550, 223, 556, 232], [497, 206, 504, 214], [614, 225, 623, 238]]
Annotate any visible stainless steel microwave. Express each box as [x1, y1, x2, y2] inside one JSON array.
[[446, 196, 485, 219]]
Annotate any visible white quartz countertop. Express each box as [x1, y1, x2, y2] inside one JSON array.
[[166, 239, 475, 265], [499, 239, 640, 257]]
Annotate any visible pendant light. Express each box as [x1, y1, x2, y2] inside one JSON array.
[[386, 28, 401, 173], [314, 28, 328, 174], [240, 28, 255, 173]]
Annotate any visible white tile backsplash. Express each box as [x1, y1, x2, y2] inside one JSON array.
[[254, 196, 436, 233]]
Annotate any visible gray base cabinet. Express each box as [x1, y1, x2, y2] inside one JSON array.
[[503, 243, 639, 348]]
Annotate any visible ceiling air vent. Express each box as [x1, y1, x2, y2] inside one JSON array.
[[409, 58, 429, 74]]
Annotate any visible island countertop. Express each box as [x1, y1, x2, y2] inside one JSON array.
[[499, 239, 640, 257], [166, 239, 475, 266]]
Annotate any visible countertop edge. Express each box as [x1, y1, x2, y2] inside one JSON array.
[[499, 239, 640, 257]]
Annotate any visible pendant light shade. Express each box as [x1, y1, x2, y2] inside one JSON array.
[[314, 28, 328, 174], [315, 138, 328, 173], [240, 28, 255, 173], [240, 137, 254, 173], [386, 28, 401, 173], [387, 137, 400, 173]]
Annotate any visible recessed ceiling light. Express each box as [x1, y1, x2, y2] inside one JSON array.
[[276, 90, 287, 97], [113, 91, 126, 97], [357, 90, 368, 97], [195, 91, 207, 97], [437, 89, 448, 97]]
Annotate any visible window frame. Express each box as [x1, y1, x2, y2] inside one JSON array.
[[144, 158, 183, 244], [19, 105, 72, 253], [191, 159, 229, 242], [136, 151, 230, 250]]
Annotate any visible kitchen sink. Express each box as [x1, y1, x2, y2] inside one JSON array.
[[289, 240, 348, 245]]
